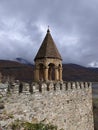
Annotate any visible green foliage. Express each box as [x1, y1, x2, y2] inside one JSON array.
[[0, 96, 2, 99], [10, 120, 59, 130], [8, 113, 14, 118], [24, 122, 57, 130], [11, 119, 22, 130]]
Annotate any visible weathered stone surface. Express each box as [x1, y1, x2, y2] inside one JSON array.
[[0, 82, 94, 130], [0, 103, 4, 109]]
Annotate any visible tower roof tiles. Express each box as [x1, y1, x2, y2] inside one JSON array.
[[34, 29, 62, 61]]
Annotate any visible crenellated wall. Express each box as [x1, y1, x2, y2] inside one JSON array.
[[20, 81, 92, 94], [0, 81, 94, 130], [6, 81, 94, 130]]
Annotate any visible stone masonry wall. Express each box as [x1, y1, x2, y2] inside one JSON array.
[[1, 82, 94, 130]]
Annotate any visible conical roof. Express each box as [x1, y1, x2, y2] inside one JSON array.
[[34, 29, 62, 61]]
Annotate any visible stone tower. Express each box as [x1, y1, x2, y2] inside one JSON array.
[[34, 29, 63, 82]]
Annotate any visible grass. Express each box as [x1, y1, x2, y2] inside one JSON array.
[[9, 120, 63, 130], [0, 96, 2, 99], [23, 122, 58, 130]]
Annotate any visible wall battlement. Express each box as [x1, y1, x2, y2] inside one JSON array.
[[8, 81, 93, 130], [0, 81, 94, 130], [20, 81, 92, 94]]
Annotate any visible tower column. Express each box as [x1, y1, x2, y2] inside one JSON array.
[[44, 66, 49, 81], [34, 66, 39, 81], [55, 66, 59, 81], [59, 67, 63, 81]]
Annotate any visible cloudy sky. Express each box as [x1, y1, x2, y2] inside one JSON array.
[[0, 0, 98, 67]]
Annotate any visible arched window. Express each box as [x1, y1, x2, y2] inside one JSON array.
[[48, 63, 55, 80]]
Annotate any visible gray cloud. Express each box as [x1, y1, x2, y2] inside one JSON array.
[[0, 0, 98, 67]]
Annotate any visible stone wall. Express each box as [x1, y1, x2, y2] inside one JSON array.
[[30, 82, 94, 130], [1, 82, 94, 130]]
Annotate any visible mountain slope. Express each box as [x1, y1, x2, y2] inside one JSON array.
[[0, 60, 34, 82], [15, 58, 32, 65], [63, 64, 98, 81], [0, 60, 98, 82]]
